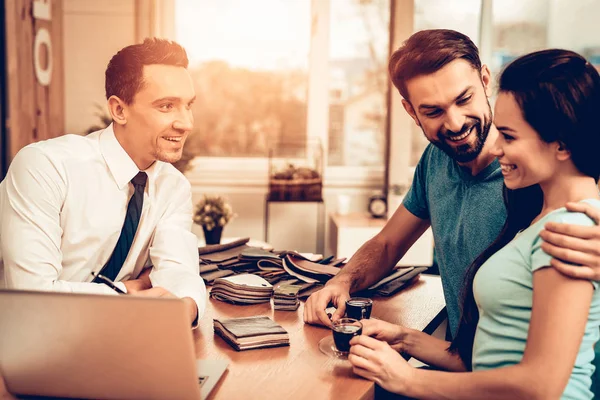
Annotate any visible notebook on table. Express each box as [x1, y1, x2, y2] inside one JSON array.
[[214, 316, 290, 351]]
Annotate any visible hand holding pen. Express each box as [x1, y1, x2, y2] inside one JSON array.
[[91, 271, 127, 294]]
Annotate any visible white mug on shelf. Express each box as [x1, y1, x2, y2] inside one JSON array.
[[337, 194, 351, 215]]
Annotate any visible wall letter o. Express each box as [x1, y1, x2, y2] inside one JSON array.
[[34, 28, 52, 86]]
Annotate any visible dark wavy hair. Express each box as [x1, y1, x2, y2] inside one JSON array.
[[105, 37, 189, 104], [388, 29, 482, 100], [449, 49, 600, 368]]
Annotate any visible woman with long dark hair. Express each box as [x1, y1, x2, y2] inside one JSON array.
[[347, 49, 600, 399]]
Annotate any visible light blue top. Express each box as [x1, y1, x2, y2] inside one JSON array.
[[403, 144, 506, 336], [472, 199, 600, 399]]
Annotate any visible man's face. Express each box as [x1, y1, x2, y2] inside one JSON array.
[[124, 64, 195, 168], [402, 60, 493, 164]]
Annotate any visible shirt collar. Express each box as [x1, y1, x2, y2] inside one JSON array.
[[99, 124, 142, 190], [99, 124, 164, 192]]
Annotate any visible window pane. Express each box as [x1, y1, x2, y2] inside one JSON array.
[[414, 0, 481, 44], [175, 0, 310, 157], [327, 0, 390, 167], [410, 0, 482, 167], [491, 0, 549, 77], [548, 0, 600, 70]]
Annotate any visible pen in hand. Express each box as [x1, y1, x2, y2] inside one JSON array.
[[91, 271, 127, 294]]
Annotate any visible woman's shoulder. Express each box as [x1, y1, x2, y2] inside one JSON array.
[[542, 199, 600, 227]]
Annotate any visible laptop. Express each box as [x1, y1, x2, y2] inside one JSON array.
[[0, 290, 228, 400]]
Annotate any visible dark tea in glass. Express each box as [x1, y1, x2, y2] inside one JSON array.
[[332, 318, 362, 354], [345, 297, 373, 320]]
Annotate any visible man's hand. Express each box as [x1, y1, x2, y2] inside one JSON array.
[[123, 267, 152, 294], [134, 287, 198, 326], [540, 201, 600, 280], [303, 281, 351, 327], [360, 319, 408, 353]]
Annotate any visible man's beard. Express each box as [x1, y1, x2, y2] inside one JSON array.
[[426, 103, 493, 163]]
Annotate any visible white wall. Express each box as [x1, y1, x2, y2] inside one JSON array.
[[63, 0, 136, 135]]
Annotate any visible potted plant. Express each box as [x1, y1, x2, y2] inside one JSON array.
[[193, 195, 236, 244]]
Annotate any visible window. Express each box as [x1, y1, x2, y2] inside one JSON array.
[[175, 0, 310, 158], [327, 0, 390, 168], [493, 0, 600, 72], [175, 0, 388, 188], [490, 0, 548, 78]]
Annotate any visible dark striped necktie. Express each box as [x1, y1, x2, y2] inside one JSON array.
[[95, 171, 147, 282]]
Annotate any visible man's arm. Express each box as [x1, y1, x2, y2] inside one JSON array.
[[146, 177, 206, 327], [540, 201, 600, 280], [335, 205, 431, 292], [303, 205, 430, 326], [0, 147, 125, 295]]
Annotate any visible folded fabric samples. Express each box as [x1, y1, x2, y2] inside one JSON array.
[[213, 316, 290, 351], [198, 237, 250, 256], [282, 254, 341, 283], [210, 274, 274, 304], [273, 283, 302, 311]]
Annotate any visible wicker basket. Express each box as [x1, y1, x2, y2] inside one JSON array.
[[268, 177, 323, 202]]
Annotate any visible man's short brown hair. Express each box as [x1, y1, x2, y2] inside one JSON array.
[[389, 29, 482, 100], [105, 37, 189, 104]]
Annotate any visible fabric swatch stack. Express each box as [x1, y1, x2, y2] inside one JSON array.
[[199, 238, 428, 302], [213, 316, 289, 351], [273, 283, 303, 311], [210, 274, 273, 305]]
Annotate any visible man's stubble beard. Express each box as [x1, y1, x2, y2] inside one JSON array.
[[423, 99, 493, 164]]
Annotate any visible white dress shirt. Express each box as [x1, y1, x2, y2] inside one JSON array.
[[0, 124, 206, 319]]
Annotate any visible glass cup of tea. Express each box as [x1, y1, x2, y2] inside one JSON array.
[[332, 318, 362, 357], [345, 297, 373, 320]]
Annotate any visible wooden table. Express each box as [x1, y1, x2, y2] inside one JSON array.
[[193, 274, 445, 400]]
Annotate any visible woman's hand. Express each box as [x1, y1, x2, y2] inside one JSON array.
[[360, 318, 408, 353], [348, 335, 415, 395]]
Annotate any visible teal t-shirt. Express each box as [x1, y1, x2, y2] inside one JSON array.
[[472, 199, 600, 399], [403, 144, 506, 336]]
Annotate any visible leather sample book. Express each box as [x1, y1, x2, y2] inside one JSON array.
[[213, 316, 290, 351]]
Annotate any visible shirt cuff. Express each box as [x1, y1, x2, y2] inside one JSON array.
[[115, 281, 128, 294], [188, 297, 201, 329]]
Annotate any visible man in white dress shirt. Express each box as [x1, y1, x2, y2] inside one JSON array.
[[0, 38, 205, 326]]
